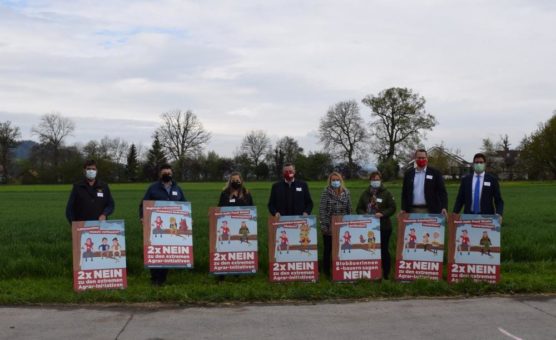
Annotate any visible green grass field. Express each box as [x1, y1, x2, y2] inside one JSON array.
[[1, 180, 555, 304]]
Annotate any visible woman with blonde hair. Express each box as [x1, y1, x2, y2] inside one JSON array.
[[319, 171, 351, 277], [218, 171, 254, 207]]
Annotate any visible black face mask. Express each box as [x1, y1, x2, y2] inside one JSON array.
[[231, 181, 241, 190], [161, 174, 172, 183]]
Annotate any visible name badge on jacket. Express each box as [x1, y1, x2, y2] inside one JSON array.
[[377, 198, 383, 203], [97, 192, 104, 197], [296, 187, 302, 192], [426, 175, 433, 180], [172, 191, 178, 196], [484, 182, 491, 187], [229, 198, 236, 203]]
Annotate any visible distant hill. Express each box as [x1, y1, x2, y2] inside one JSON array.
[[13, 140, 37, 160]]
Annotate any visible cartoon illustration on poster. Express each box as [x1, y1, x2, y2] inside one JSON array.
[[209, 206, 258, 275], [395, 213, 445, 281], [142, 200, 193, 268], [268, 215, 318, 282], [331, 215, 382, 281], [448, 214, 501, 283], [72, 220, 127, 292]]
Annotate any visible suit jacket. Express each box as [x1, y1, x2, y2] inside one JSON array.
[[267, 179, 313, 216], [401, 166, 448, 214], [453, 172, 504, 215]]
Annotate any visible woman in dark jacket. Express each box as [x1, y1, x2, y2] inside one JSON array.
[[356, 171, 396, 279], [218, 172, 254, 207], [319, 171, 352, 277]]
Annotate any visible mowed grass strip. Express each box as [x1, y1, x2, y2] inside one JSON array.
[[0, 180, 555, 303]]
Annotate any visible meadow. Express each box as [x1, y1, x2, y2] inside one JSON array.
[[0, 180, 555, 304]]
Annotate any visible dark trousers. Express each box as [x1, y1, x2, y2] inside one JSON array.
[[322, 234, 332, 277], [150, 268, 168, 285], [381, 227, 392, 279]]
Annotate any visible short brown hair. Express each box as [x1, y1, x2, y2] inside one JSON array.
[[368, 171, 382, 180], [473, 153, 487, 162]]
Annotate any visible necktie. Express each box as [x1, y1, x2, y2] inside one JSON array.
[[473, 175, 481, 213]]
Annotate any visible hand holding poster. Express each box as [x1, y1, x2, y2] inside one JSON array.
[[268, 215, 318, 282], [331, 215, 382, 281], [448, 214, 501, 283], [395, 213, 445, 281], [72, 220, 127, 292], [209, 206, 258, 275], [142, 200, 193, 268]]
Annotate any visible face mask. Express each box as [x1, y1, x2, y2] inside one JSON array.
[[231, 181, 241, 189], [331, 180, 341, 189], [85, 169, 97, 180], [161, 174, 172, 183], [416, 159, 427, 168], [370, 180, 381, 189], [283, 170, 294, 181], [473, 163, 485, 173]]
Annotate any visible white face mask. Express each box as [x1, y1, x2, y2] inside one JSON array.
[[370, 180, 381, 189], [85, 169, 97, 180], [331, 180, 341, 189]]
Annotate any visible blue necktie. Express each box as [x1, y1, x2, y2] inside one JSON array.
[[473, 175, 481, 213]]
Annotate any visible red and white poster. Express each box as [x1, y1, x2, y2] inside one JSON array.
[[142, 200, 193, 268], [72, 220, 127, 292], [268, 215, 318, 282], [209, 206, 258, 275], [331, 215, 382, 281], [448, 214, 501, 284], [395, 213, 446, 281]]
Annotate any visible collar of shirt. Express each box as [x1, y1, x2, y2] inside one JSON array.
[[415, 166, 427, 173]]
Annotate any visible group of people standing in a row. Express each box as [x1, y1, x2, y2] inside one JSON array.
[[66, 148, 504, 285]]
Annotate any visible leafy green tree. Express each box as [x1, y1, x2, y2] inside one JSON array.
[[362, 87, 436, 172], [126, 144, 139, 182], [0, 121, 21, 183], [519, 112, 556, 179]]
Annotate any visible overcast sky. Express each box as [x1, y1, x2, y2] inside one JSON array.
[[1, 0, 555, 163]]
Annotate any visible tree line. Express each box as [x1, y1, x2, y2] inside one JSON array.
[[1, 87, 555, 184]]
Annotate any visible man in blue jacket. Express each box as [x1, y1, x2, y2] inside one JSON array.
[[139, 163, 186, 286], [453, 153, 504, 219], [268, 163, 313, 217]]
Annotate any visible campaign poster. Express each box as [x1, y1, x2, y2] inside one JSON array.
[[395, 213, 445, 281], [331, 215, 382, 282], [208, 206, 258, 275], [72, 220, 127, 292], [142, 200, 193, 268], [268, 215, 318, 283], [448, 214, 501, 284]]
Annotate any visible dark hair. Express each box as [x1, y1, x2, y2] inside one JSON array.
[[473, 153, 487, 162], [368, 171, 382, 180], [159, 163, 172, 172], [283, 162, 295, 169], [415, 148, 427, 156], [83, 159, 96, 169]]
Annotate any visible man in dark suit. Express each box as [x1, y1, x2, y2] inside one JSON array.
[[453, 153, 504, 218], [400, 149, 448, 215], [268, 163, 313, 217]]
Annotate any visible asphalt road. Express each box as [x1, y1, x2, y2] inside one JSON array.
[[1, 296, 555, 339]]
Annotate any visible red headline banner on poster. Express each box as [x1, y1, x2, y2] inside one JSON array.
[[210, 252, 258, 273], [269, 261, 319, 282], [73, 269, 127, 291], [144, 245, 193, 265], [396, 260, 442, 281], [333, 259, 381, 281]]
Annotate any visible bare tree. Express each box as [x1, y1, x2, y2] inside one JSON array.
[[31, 112, 75, 182], [156, 110, 211, 179], [275, 136, 303, 163], [362, 87, 436, 163], [318, 100, 367, 178], [0, 121, 21, 183], [240, 130, 271, 169]]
